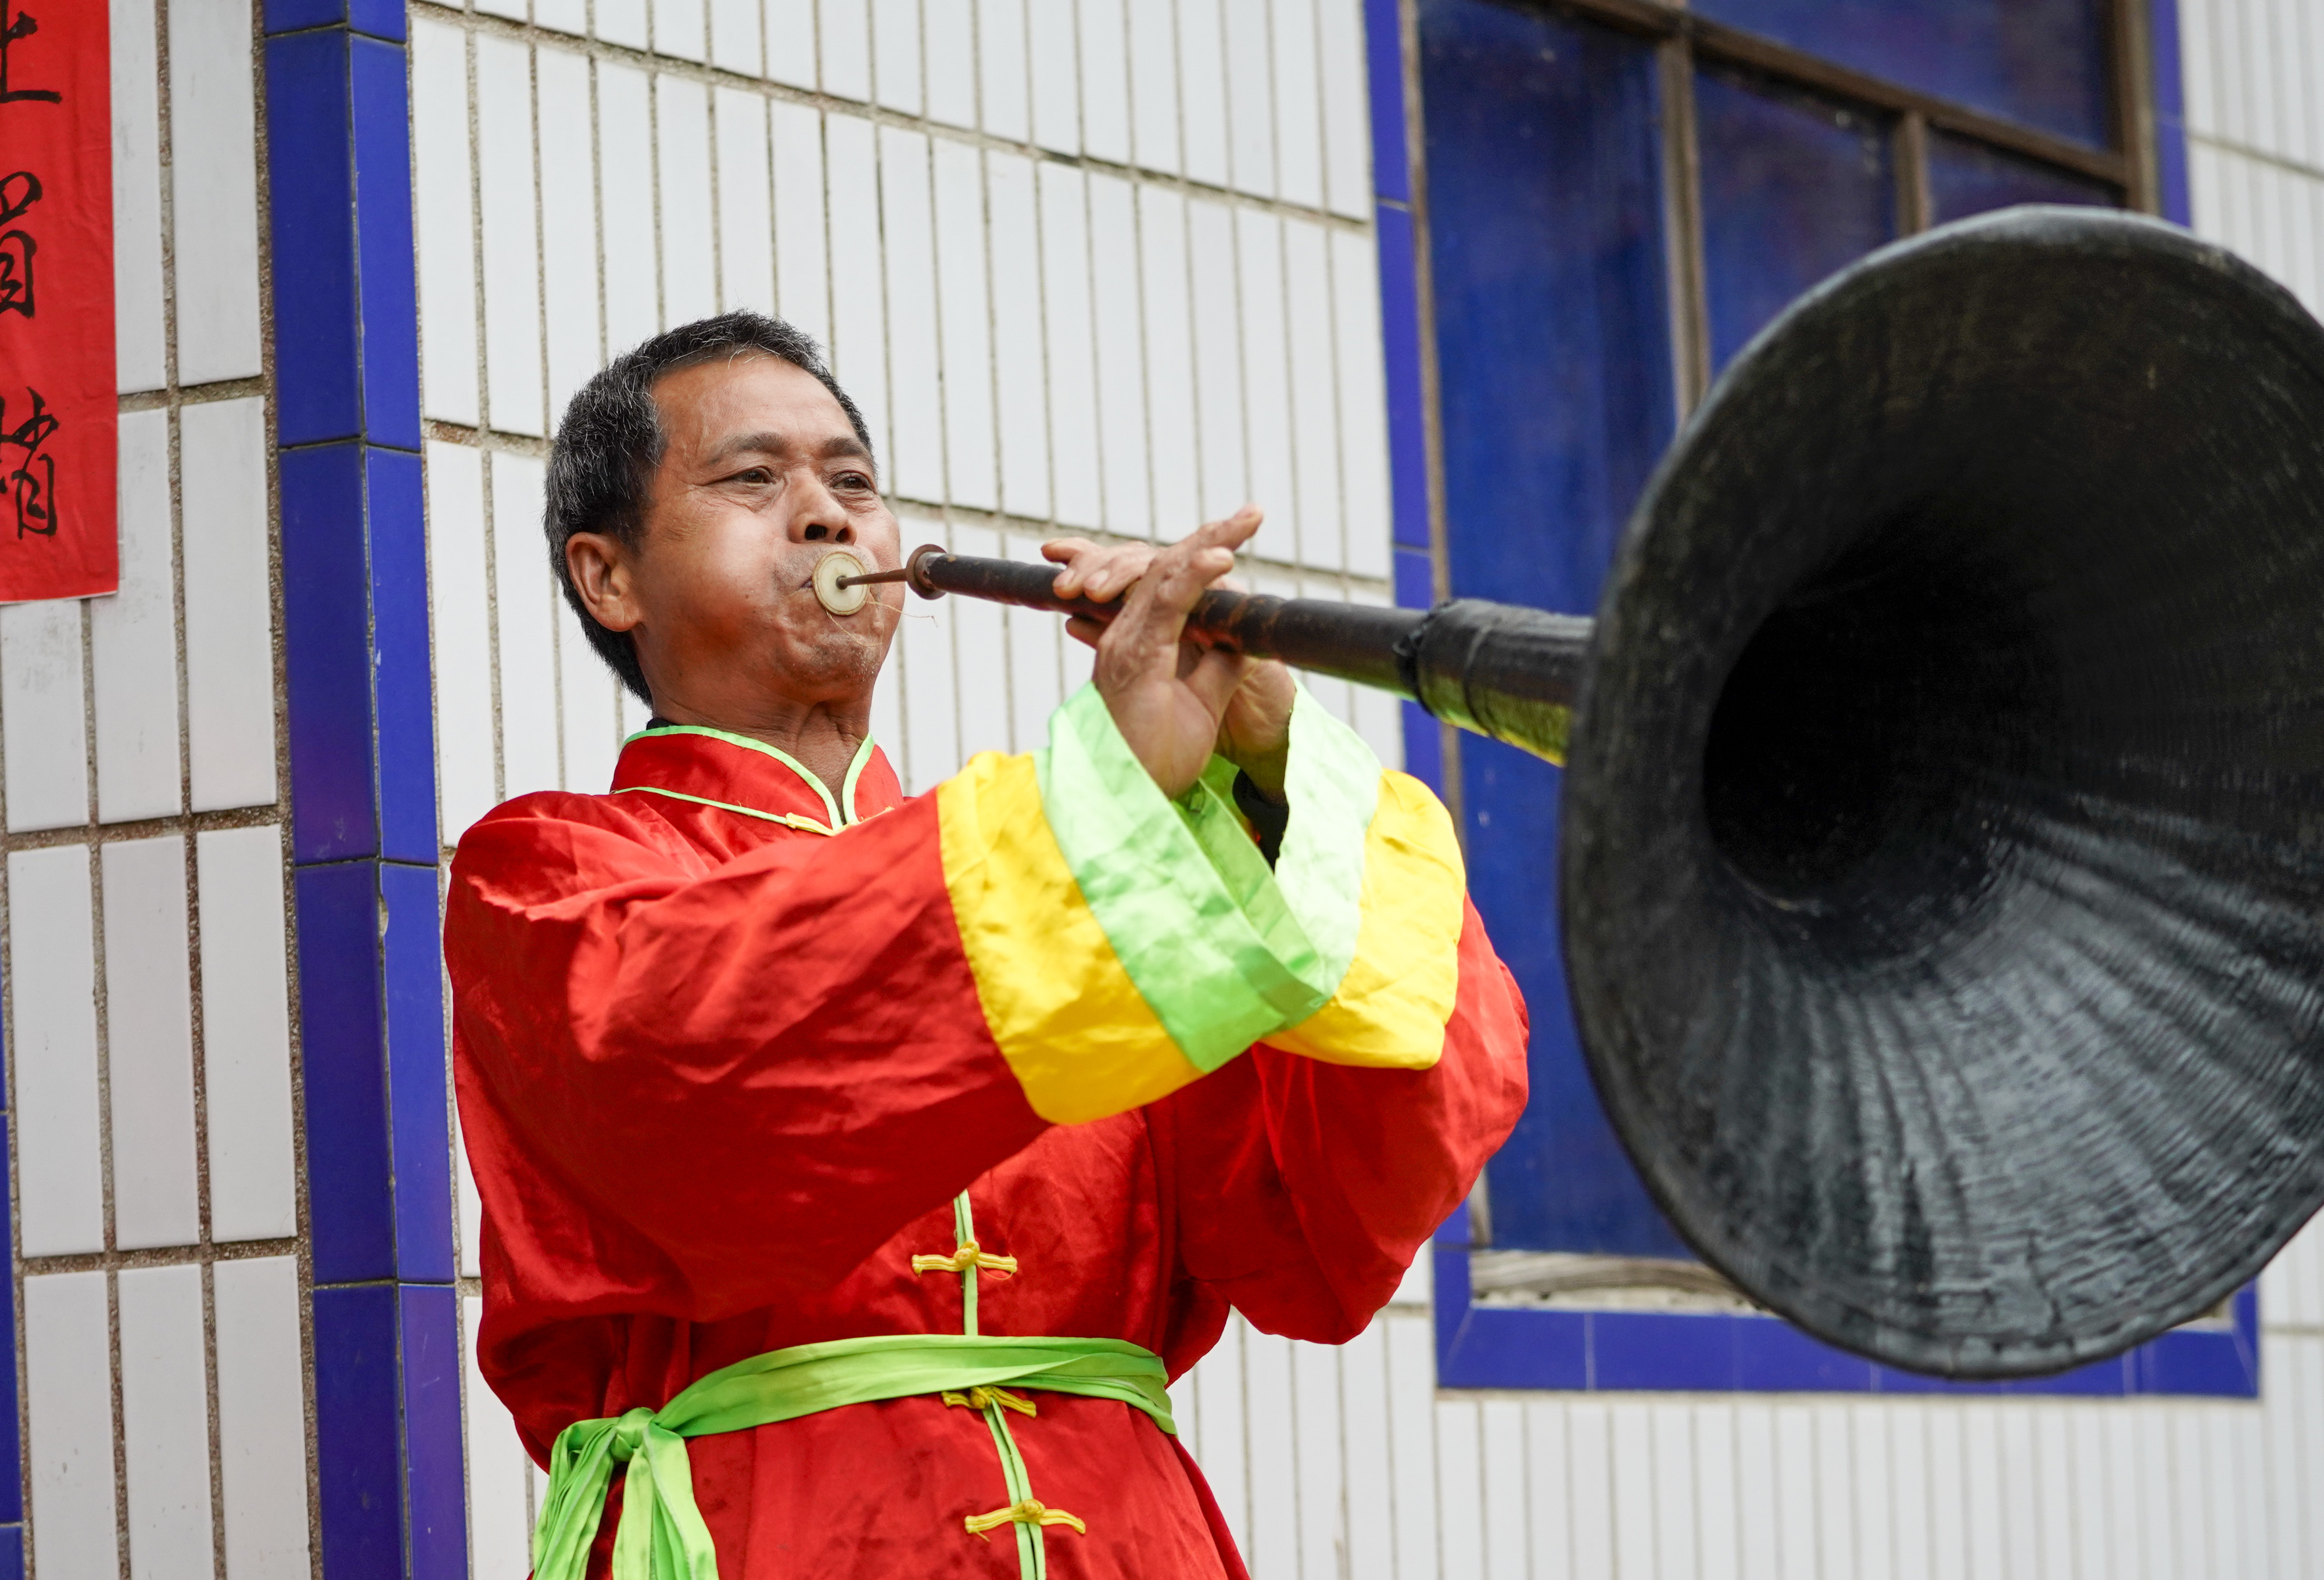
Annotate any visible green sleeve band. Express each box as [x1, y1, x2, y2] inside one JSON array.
[[1033, 683, 1383, 1071]]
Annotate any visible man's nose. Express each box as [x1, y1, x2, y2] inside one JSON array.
[[790, 470, 853, 544]]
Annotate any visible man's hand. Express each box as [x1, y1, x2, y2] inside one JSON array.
[[1044, 507, 1295, 802]]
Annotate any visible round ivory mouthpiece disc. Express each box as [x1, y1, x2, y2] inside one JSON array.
[[813, 550, 870, 615]]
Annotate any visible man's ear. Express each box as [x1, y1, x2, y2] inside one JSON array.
[[566, 532, 641, 633]]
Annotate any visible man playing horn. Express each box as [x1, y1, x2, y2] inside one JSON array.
[[447, 311, 1529, 1579]]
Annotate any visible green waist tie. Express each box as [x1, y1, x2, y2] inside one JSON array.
[[531, 1331, 1177, 1580]]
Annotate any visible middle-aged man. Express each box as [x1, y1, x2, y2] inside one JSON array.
[[447, 311, 1530, 1580]]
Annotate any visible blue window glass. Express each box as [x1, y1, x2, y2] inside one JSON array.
[[1928, 128, 2118, 222], [1695, 67, 1895, 371], [1419, 0, 1685, 1258], [1691, 0, 2113, 148]]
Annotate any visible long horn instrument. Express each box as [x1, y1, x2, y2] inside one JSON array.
[[843, 206, 2324, 1382], [838, 546, 1591, 766]]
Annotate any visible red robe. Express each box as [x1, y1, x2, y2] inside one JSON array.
[[450, 697, 1529, 1579]]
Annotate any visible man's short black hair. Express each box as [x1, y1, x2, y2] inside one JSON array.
[[544, 311, 874, 703]]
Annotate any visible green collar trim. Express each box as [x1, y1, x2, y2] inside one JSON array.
[[623, 726, 878, 830]]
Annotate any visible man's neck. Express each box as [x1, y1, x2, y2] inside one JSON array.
[[649, 698, 871, 799]]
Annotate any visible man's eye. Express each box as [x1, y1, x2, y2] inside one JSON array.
[[835, 472, 874, 491], [735, 468, 773, 485]]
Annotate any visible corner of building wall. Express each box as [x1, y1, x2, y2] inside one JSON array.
[[261, 2, 465, 1575]]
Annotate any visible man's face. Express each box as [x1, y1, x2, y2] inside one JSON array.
[[583, 352, 904, 719]]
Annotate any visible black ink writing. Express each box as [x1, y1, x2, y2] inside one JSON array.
[[0, 390, 57, 537], [0, 2, 60, 105]]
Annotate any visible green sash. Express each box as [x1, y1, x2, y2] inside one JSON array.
[[530, 1332, 1177, 1580]]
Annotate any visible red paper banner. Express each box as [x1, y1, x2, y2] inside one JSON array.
[[0, 0, 116, 601]]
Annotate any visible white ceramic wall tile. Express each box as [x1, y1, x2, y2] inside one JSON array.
[[1333, 227, 1393, 580], [94, 410, 184, 823], [558, 600, 625, 793], [1437, 1395, 1487, 1579], [710, 0, 763, 75], [1236, 209, 1299, 565], [1, 595, 90, 831], [104, 837, 200, 1251], [494, 454, 562, 800], [978, 0, 1029, 141], [987, 152, 1050, 520], [1026, 0, 1079, 155], [895, 512, 958, 792], [599, 64, 661, 359], [822, 0, 874, 102], [924, 4, 976, 127], [1127, 0, 1179, 176], [763, 0, 817, 87], [431, 443, 498, 839], [213, 1257, 313, 1580], [168, 0, 263, 384], [465, 1295, 535, 1580], [827, 114, 891, 457], [659, 78, 720, 329], [1227, 0, 1279, 199], [1075, 0, 1130, 163], [934, 141, 999, 511], [415, 19, 483, 426], [880, 128, 945, 502], [598, 0, 650, 49], [653, 0, 708, 61], [476, 0, 525, 19], [26, 1272, 122, 1580], [871, 0, 923, 113], [716, 89, 777, 317], [1139, 186, 1200, 535], [1385, 1312, 1439, 1578], [1243, 1326, 1299, 1575], [13, 845, 102, 1255], [112, 0, 167, 392], [1271, 0, 1325, 212], [1186, 198, 1246, 520], [1318, 0, 1371, 218], [1037, 163, 1102, 527], [949, 524, 1010, 757], [198, 824, 298, 1242], [181, 396, 278, 812], [1176, 0, 1229, 192], [539, 46, 601, 430], [1284, 217, 1342, 571], [1088, 172, 1149, 536], [478, 36, 548, 438], [770, 100, 833, 346], [119, 1264, 217, 1580]]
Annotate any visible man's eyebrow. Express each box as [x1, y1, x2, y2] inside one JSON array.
[[702, 432, 790, 468], [819, 435, 873, 463]]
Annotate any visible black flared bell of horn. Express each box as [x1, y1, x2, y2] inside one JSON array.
[[1561, 206, 2324, 1378]]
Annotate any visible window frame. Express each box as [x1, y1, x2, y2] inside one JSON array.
[[1365, 0, 2246, 1398]]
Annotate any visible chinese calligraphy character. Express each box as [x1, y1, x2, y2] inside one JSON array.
[[1, 390, 58, 537], [0, 2, 60, 105], [0, 171, 37, 317]]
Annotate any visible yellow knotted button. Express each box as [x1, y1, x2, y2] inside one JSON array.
[[940, 1385, 1038, 1417], [964, 1499, 1087, 1540], [910, 1240, 1019, 1277]]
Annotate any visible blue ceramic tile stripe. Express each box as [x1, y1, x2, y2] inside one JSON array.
[[1429, 1239, 2260, 1399], [264, 10, 464, 1580], [1365, 0, 1440, 801], [2150, 0, 2193, 226]]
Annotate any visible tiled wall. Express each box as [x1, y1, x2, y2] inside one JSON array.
[[31, 2, 2324, 1580], [6, 3, 314, 1579]]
